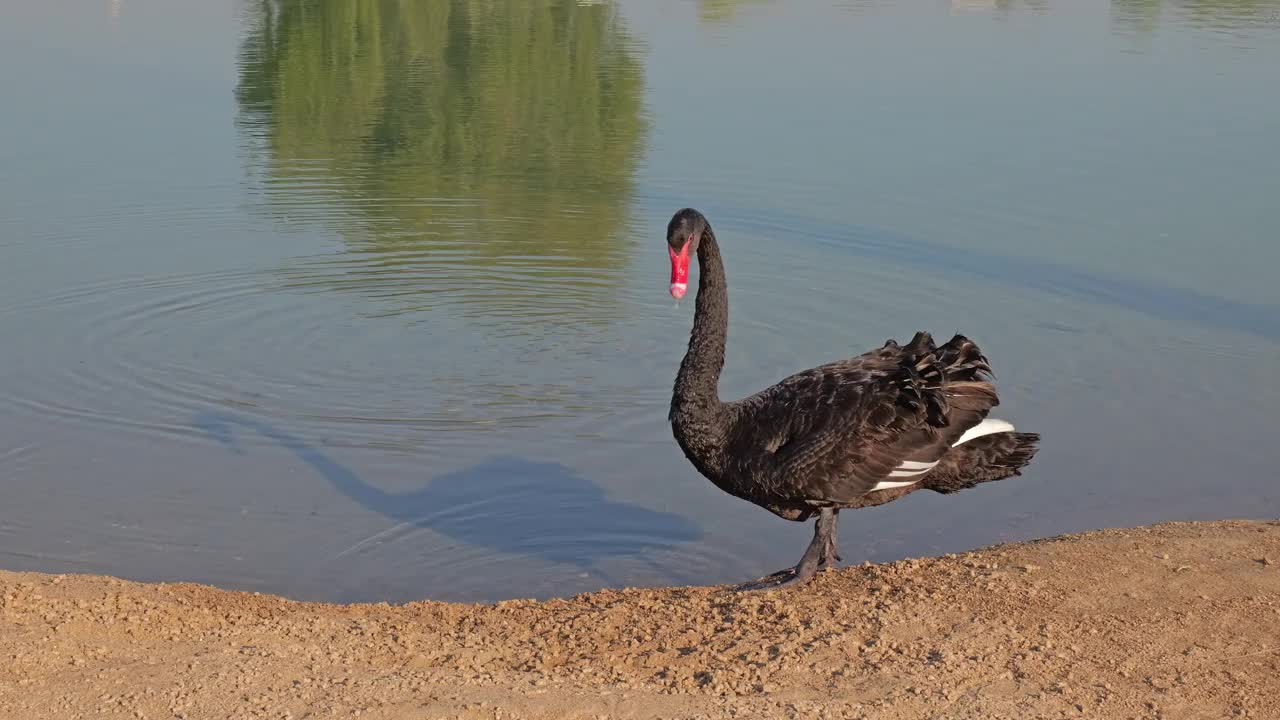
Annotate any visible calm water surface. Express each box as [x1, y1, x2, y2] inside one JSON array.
[[2, 0, 1278, 603]]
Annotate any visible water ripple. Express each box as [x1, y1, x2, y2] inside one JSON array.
[[0, 262, 648, 452]]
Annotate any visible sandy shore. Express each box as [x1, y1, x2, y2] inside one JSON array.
[[2, 520, 1278, 719]]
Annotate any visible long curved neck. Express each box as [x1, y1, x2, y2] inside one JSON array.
[[671, 228, 729, 446]]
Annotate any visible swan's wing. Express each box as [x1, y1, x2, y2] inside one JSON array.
[[736, 333, 1000, 502]]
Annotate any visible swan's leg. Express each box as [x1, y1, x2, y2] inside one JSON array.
[[734, 508, 838, 592], [819, 508, 842, 568]]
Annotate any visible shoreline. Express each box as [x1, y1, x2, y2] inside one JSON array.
[[3, 519, 1278, 719]]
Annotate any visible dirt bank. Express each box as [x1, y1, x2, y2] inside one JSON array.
[[2, 520, 1278, 719]]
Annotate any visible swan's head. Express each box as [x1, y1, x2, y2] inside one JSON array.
[[666, 208, 708, 300]]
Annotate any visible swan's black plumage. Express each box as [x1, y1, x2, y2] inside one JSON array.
[[665, 208, 1040, 590]]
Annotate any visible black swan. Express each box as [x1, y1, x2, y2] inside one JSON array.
[[665, 208, 1040, 591]]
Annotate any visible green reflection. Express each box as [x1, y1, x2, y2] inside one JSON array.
[[696, 0, 772, 24], [235, 0, 648, 318], [1112, 0, 1164, 31], [1112, 0, 1280, 32], [947, 0, 1049, 13]]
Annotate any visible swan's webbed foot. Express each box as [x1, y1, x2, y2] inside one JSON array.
[[732, 508, 840, 593], [732, 564, 819, 592]]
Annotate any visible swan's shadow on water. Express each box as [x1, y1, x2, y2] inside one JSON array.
[[192, 411, 702, 588]]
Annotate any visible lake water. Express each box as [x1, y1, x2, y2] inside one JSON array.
[[2, 0, 1278, 604]]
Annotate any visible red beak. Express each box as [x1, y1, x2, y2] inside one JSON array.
[[669, 241, 690, 299]]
